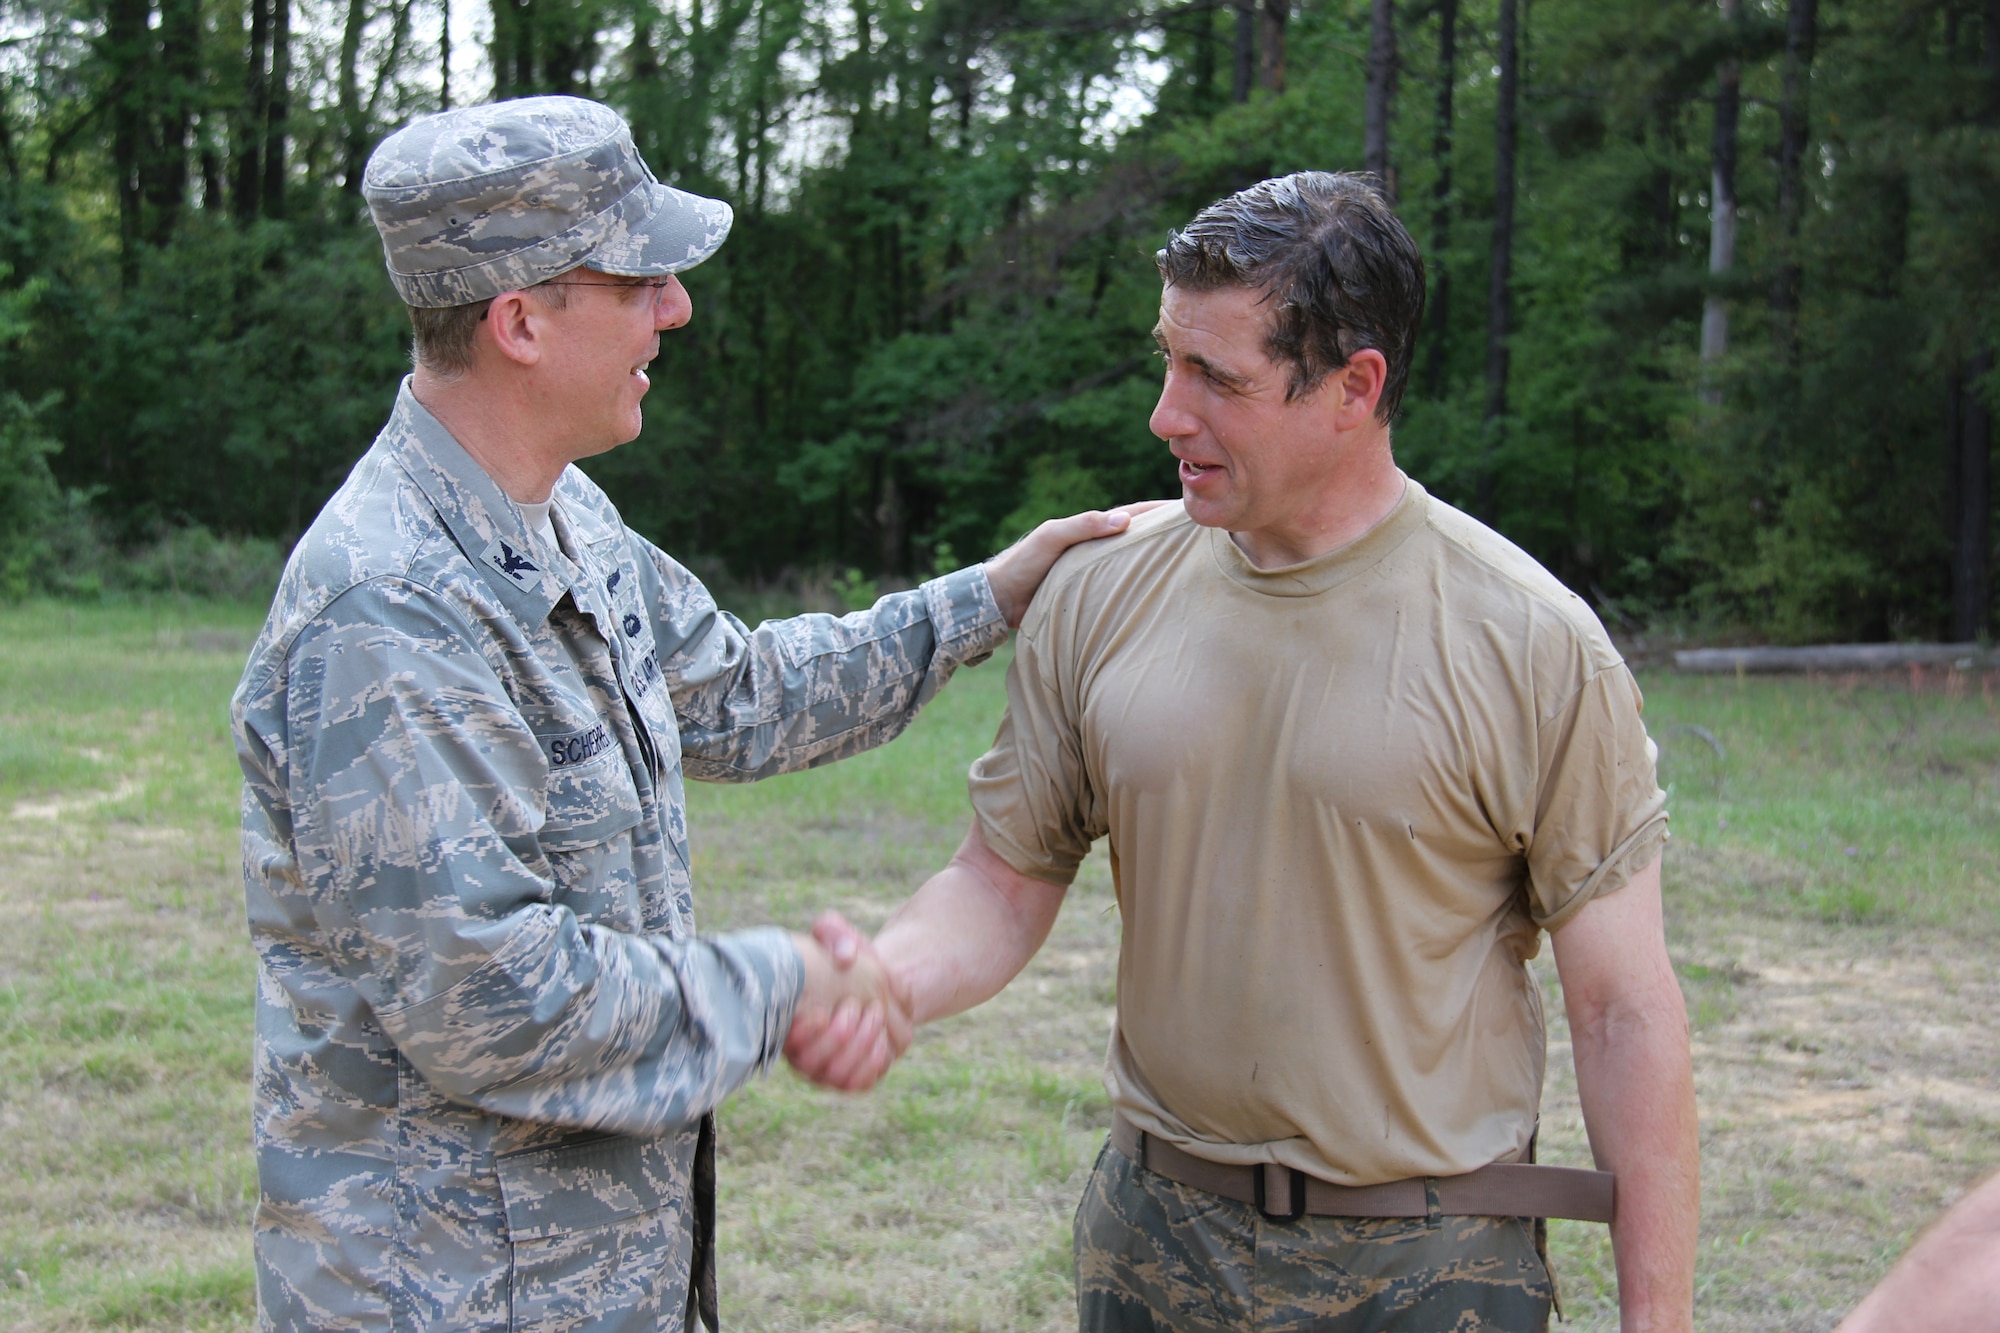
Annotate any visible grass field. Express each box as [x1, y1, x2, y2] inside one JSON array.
[[0, 598, 1996, 1331]]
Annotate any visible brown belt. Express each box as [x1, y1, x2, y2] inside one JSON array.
[[1111, 1114, 1615, 1224]]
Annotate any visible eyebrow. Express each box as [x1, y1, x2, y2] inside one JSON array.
[[1153, 323, 1254, 390]]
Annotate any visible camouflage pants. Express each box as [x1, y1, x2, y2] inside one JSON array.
[[1074, 1142, 1554, 1333]]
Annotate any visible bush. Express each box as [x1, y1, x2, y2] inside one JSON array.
[[0, 390, 65, 599], [119, 525, 287, 602]]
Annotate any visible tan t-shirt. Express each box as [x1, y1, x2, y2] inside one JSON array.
[[970, 480, 1667, 1185]]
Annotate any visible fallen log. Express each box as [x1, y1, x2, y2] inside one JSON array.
[[1673, 643, 1993, 674]]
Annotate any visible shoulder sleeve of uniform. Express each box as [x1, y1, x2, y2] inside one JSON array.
[[1528, 663, 1670, 931]]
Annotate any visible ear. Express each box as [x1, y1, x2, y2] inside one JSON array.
[[1332, 349, 1389, 430], [482, 291, 547, 368]]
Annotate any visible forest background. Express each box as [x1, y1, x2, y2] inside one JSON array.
[[0, 0, 1995, 642]]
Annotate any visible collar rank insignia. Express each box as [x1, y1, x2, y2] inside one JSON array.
[[479, 536, 542, 591]]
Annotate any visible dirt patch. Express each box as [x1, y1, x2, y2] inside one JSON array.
[[5, 778, 1995, 1329], [1530, 913, 2000, 1332]]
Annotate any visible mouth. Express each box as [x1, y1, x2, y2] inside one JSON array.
[[631, 353, 655, 387], [1178, 458, 1222, 485]]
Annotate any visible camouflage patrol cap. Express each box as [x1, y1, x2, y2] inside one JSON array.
[[363, 95, 733, 308]]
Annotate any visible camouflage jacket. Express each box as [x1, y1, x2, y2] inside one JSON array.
[[231, 381, 1006, 1332]]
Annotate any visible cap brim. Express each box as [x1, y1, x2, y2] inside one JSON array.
[[587, 181, 734, 276]]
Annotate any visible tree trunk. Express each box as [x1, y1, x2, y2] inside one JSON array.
[[1478, 0, 1518, 518], [146, 0, 198, 242], [1677, 644, 1994, 674], [1950, 5, 1999, 639], [1192, 0, 1218, 107], [1951, 353, 1993, 640], [339, 0, 368, 193], [261, 0, 290, 220], [491, 0, 535, 97], [1699, 0, 1741, 404], [1258, 0, 1287, 93], [487, 0, 510, 97], [235, 0, 269, 223], [875, 466, 905, 578], [1423, 0, 1456, 399], [1364, 0, 1397, 200], [1649, 103, 1676, 264], [519, 0, 536, 93], [440, 0, 452, 107], [1232, 0, 1255, 102], [201, 148, 225, 210], [370, 0, 415, 121], [105, 0, 148, 282], [1772, 0, 1817, 365], [1989, 0, 2000, 107]]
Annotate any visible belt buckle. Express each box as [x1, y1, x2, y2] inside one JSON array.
[[1253, 1162, 1307, 1223]]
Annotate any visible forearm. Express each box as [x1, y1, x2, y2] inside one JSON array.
[[379, 915, 803, 1135], [670, 566, 1007, 782], [1569, 961, 1699, 1330], [1553, 857, 1698, 1333], [871, 824, 1067, 1025], [1836, 1169, 2000, 1332]]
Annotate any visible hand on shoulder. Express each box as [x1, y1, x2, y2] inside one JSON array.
[[983, 500, 1178, 629]]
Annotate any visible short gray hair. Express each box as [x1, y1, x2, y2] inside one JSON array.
[[406, 281, 572, 379], [1157, 172, 1426, 421]]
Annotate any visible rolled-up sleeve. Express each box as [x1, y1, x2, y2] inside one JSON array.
[[268, 577, 802, 1137], [1527, 663, 1670, 931], [967, 616, 1102, 887]]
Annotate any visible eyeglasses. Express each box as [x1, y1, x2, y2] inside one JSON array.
[[539, 276, 680, 296], [479, 274, 678, 319]]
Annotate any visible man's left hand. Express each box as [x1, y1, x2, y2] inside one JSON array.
[[984, 502, 1175, 629]]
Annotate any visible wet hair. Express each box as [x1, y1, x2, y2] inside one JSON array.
[[1157, 171, 1426, 422], [407, 281, 572, 379]]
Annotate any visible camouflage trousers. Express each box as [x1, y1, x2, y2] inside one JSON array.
[[1074, 1142, 1554, 1333]]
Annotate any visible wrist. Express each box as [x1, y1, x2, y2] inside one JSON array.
[[791, 931, 834, 1011], [1617, 1296, 1694, 1333]]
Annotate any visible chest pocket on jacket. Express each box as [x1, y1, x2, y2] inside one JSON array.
[[540, 749, 641, 848], [496, 1128, 694, 1332], [538, 753, 644, 929]]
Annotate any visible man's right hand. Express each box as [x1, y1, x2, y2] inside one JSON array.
[[984, 501, 1175, 629], [786, 914, 912, 1092]]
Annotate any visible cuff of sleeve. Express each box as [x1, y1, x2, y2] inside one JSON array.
[[706, 924, 807, 1069], [922, 566, 1008, 667], [1537, 813, 1671, 933], [971, 807, 1084, 890]]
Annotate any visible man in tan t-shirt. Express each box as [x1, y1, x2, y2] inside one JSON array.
[[789, 172, 1697, 1332]]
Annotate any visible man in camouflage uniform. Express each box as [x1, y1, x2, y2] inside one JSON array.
[[794, 174, 1699, 1331], [231, 95, 1137, 1332]]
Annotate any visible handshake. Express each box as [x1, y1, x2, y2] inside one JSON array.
[[784, 912, 913, 1091]]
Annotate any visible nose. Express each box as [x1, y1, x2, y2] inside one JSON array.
[[655, 275, 692, 331], [1150, 366, 1199, 443]]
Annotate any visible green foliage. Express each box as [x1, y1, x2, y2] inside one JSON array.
[[0, 0, 1992, 634], [829, 566, 879, 612], [0, 389, 66, 598], [995, 455, 1113, 549], [0, 260, 60, 596]]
